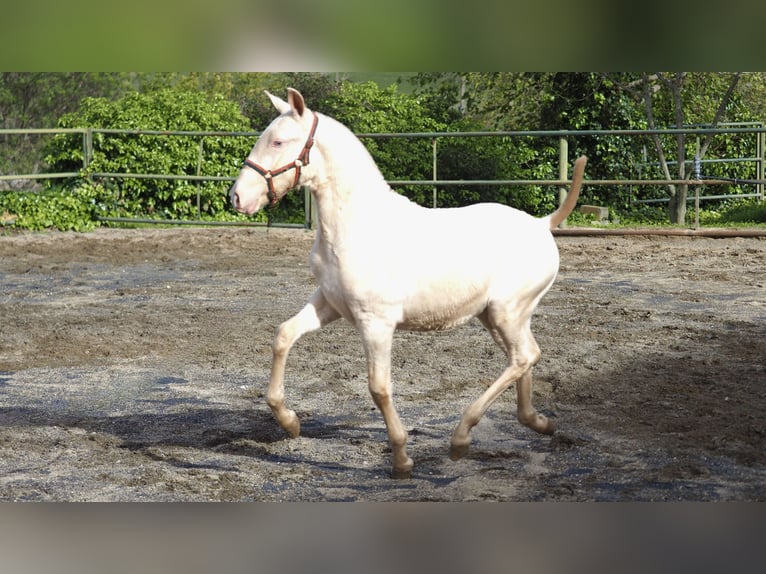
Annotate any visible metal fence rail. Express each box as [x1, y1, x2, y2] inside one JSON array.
[[1, 125, 764, 228]]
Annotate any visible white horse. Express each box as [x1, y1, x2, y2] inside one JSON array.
[[231, 88, 586, 478]]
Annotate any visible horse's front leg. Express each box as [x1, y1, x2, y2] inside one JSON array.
[[268, 288, 340, 437], [360, 322, 414, 479]]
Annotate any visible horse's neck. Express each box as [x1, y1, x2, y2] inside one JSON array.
[[310, 114, 394, 243]]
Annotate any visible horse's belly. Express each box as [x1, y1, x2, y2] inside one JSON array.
[[398, 311, 477, 332], [398, 285, 487, 331]]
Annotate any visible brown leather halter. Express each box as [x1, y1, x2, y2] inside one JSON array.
[[242, 113, 319, 207]]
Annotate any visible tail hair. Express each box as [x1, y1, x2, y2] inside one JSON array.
[[546, 155, 587, 230]]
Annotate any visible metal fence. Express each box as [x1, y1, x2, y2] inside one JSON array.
[[1, 125, 764, 228]]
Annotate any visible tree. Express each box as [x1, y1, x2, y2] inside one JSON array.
[[0, 73, 132, 183], [412, 72, 550, 130], [131, 72, 342, 130], [0, 73, 131, 129], [538, 73, 647, 209], [620, 72, 743, 224], [415, 72, 761, 224]]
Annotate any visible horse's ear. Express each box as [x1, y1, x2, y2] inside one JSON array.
[[265, 90, 291, 115], [286, 88, 306, 117]]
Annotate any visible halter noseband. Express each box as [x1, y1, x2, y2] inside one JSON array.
[[242, 113, 319, 207]]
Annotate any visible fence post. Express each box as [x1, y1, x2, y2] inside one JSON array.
[[83, 128, 93, 182], [82, 128, 93, 188], [759, 127, 765, 203], [196, 138, 204, 219], [432, 137, 438, 208], [83, 128, 92, 169], [558, 137, 568, 227], [696, 137, 703, 228]]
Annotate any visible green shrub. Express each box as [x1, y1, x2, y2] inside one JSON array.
[[719, 200, 766, 223], [0, 184, 111, 231], [699, 199, 766, 225], [323, 82, 558, 215], [44, 89, 256, 222], [323, 82, 445, 207]]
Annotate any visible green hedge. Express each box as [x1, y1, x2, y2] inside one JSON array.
[[0, 184, 106, 232], [43, 89, 257, 223]]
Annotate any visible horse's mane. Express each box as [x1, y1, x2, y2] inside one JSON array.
[[315, 112, 392, 193]]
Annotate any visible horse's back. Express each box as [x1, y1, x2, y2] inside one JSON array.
[[403, 201, 558, 270], [381, 201, 560, 329]]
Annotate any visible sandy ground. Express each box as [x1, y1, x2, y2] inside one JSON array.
[[0, 226, 764, 501]]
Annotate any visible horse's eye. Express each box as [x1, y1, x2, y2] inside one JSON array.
[[272, 140, 283, 149]]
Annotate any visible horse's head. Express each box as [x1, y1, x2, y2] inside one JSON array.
[[230, 88, 318, 215]]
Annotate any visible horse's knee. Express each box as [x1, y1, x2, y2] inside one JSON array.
[[369, 386, 408, 445], [272, 324, 294, 356], [368, 386, 390, 409]]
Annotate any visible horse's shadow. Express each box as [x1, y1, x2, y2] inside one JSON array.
[[0, 395, 392, 480]]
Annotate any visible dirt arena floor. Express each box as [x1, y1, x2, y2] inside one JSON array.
[[1, 226, 764, 501]]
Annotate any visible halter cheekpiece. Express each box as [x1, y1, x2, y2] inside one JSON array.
[[242, 113, 319, 207]]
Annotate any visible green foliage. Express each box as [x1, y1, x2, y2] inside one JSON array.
[[1, 73, 134, 179], [323, 81, 445, 205], [699, 199, 766, 225], [322, 81, 557, 214], [415, 72, 766, 222], [244, 73, 341, 129], [538, 73, 648, 211], [1, 72, 131, 129], [136, 72, 343, 131], [435, 130, 559, 215], [44, 88, 253, 222], [723, 201, 766, 223], [4, 73, 766, 230], [616, 202, 672, 225], [0, 184, 109, 231]]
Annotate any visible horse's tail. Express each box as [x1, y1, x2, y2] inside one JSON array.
[[545, 155, 587, 230]]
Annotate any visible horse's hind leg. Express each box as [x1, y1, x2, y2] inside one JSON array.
[[478, 310, 554, 436], [450, 311, 552, 460], [516, 365, 555, 435], [268, 288, 340, 437], [449, 363, 521, 461]]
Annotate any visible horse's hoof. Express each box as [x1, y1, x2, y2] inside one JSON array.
[[391, 465, 413, 479], [449, 442, 469, 461], [535, 415, 555, 436], [391, 457, 414, 479], [281, 410, 301, 438]]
